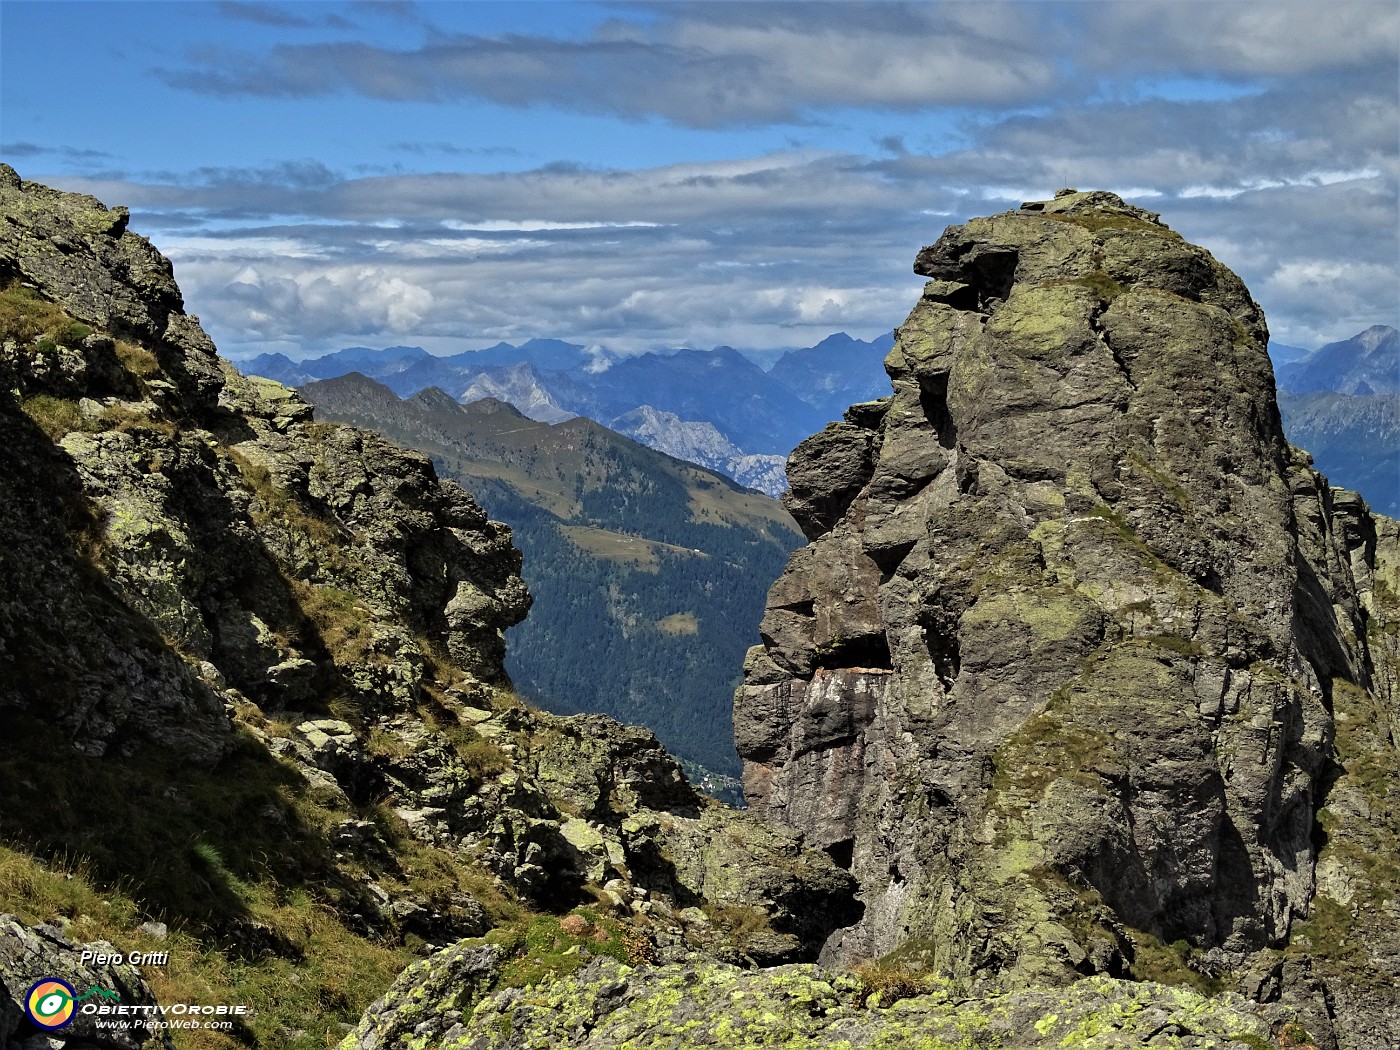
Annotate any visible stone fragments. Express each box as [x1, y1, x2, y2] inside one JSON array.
[[0, 914, 174, 1049]]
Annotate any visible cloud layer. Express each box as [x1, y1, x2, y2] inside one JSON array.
[[19, 1, 1396, 357]]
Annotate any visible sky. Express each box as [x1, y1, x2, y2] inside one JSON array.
[[2, 1, 1397, 360]]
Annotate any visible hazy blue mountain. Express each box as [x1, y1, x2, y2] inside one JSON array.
[[1268, 341, 1313, 365], [299, 344, 434, 380], [462, 337, 602, 373], [769, 330, 894, 421], [240, 333, 899, 488], [586, 346, 827, 453], [734, 346, 791, 369], [1264, 325, 1400, 516], [241, 351, 312, 386], [1280, 390, 1400, 516], [376, 353, 476, 397], [1277, 325, 1398, 395], [610, 405, 788, 495]]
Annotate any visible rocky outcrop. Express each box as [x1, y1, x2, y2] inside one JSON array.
[[0, 164, 531, 765], [1278, 388, 1400, 516], [736, 190, 1400, 1040], [0, 914, 173, 1049], [347, 701, 858, 961], [0, 167, 860, 1048], [344, 947, 1301, 1050]]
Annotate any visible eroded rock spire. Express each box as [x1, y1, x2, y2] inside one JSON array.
[[736, 192, 1398, 1044]]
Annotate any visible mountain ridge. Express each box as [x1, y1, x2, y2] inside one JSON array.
[[1277, 323, 1398, 395], [240, 331, 898, 496], [0, 165, 857, 1047], [4, 165, 1392, 1050], [299, 371, 803, 777]]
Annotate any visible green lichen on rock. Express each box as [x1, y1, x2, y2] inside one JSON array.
[[0, 166, 861, 1046], [342, 950, 1297, 1050]]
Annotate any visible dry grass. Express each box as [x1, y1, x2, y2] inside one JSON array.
[[99, 402, 178, 437], [0, 839, 414, 1050], [114, 339, 162, 379], [0, 281, 68, 342], [226, 448, 345, 549], [295, 583, 377, 665], [656, 612, 699, 636], [20, 394, 90, 439], [700, 902, 774, 953], [849, 961, 942, 1008]]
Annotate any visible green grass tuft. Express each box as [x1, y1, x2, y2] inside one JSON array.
[[20, 395, 92, 440], [0, 281, 68, 342]]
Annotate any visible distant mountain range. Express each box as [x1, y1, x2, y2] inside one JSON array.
[[1267, 341, 1313, 365], [245, 325, 1394, 515], [300, 373, 804, 779], [1276, 325, 1398, 395], [1279, 390, 1399, 516], [1273, 325, 1398, 516], [242, 325, 1399, 766], [241, 332, 895, 495]]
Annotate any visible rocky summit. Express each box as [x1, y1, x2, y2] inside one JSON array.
[[737, 189, 1400, 1046]]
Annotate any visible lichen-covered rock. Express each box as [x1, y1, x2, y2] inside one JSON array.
[[527, 714, 699, 818], [0, 164, 529, 766], [737, 191, 1399, 1039], [0, 914, 173, 1049], [0, 166, 177, 350], [342, 949, 1299, 1050], [345, 941, 503, 1050]]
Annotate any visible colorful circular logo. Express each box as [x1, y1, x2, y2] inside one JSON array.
[[25, 978, 77, 1030]]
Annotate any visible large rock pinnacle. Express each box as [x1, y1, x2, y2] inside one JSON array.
[[735, 190, 1393, 1020]]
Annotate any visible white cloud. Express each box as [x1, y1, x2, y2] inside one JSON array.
[[1083, 1, 1400, 78], [44, 2, 1395, 359], [82, 136, 1391, 358], [157, 4, 1064, 125], [1181, 169, 1384, 199], [1259, 257, 1400, 346]]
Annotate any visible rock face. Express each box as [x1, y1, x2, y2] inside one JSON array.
[[1, 914, 175, 1050], [0, 162, 529, 766], [1278, 388, 1400, 517], [735, 191, 1400, 1040]]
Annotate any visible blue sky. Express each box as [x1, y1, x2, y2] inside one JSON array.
[[2, 1, 1396, 359]]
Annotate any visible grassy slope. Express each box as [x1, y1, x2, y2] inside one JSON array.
[[0, 285, 529, 1049]]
